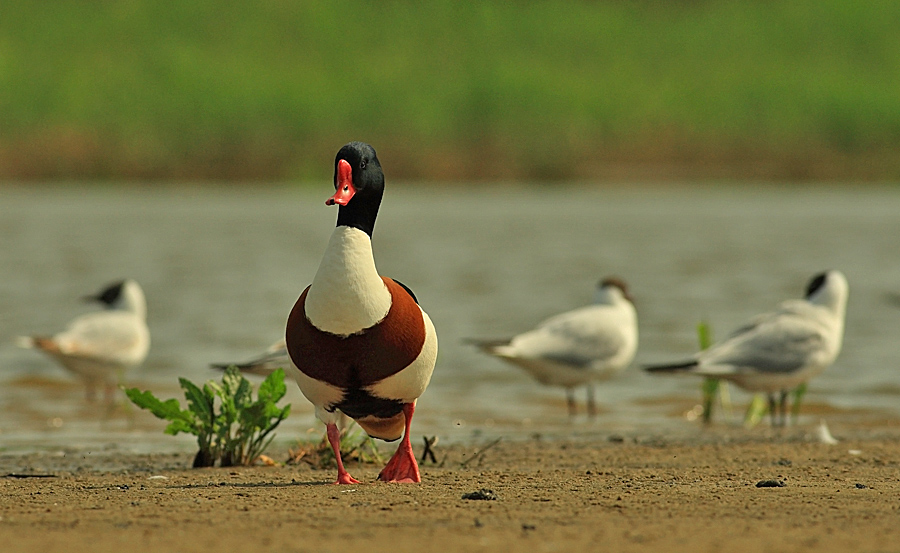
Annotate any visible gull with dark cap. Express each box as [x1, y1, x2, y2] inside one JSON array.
[[285, 142, 438, 484], [645, 270, 848, 426], [17, 279, 150, 402], [468, 278, 638, 417]]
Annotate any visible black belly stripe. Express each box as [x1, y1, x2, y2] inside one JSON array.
[[285, 277, 427, 390], [331, 387, 404, 420]]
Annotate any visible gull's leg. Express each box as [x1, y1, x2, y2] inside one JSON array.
[[586, 383, 597, 418], [778, 390, 789, 427], [767, 393, 778, 427], [566, 388, 577, 417]]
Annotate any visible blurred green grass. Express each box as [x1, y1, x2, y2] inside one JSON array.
[[1, 1, 898, 180]]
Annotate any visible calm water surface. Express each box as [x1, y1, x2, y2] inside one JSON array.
[[1, 184, 899, 453]]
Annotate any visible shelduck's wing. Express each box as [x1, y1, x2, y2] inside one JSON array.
[[391, 279, 419, 305]]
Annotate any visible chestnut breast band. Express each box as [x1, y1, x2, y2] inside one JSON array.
[[286, 277, 426, 389]]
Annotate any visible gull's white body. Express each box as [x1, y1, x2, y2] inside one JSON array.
[[471, 279, 637, 416], [488, 285, 638, 387]]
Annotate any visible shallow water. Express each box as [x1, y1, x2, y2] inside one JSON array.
[[1, 183, 899, 453]]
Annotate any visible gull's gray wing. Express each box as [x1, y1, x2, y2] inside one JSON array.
[[509, 305, 629, 368], [211, 339, 291, 376], [698, 308, 826, 375]]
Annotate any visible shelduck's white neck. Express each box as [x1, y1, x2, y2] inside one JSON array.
[[304, 226, 392, 336]]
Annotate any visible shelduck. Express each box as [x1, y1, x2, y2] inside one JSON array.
[[285, 142, 438, 484]]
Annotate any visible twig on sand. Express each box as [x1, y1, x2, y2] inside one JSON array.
[[421, 435, 438, 464], [460, 437, 502, 468]]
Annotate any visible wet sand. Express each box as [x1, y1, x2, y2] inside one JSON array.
[[2, 423, 900, 553]]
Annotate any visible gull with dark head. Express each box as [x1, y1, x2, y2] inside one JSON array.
[[17, 279, 150, 402], [645, 270, 849, 426], [468, 278, 638, 417]]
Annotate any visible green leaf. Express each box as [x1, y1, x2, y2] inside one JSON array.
[[696, 320, 713, 350], [125, 387, 188, 421], [239, 401, 265, 427], [267, 403, 291, 420], [164, 419, 196, 436], [701, 378, 720, 396], [744, 394, 769, 428], [696, 320, 717, 424], [791, 382, 808, 422], [205, 380, 223, 400], [701, 377, 719, 424], [125, 387, 198, 437], [180, 378, 214, 423], [221, 366, 243, 397], [234, 376, 253, 411], [258, 368, 287, 404]]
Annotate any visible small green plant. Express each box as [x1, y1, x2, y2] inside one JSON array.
[[790, 382, 808, 423], [743, 394, 768, 428], [125, 366, 291, 468], [743, 384, 807, 428]]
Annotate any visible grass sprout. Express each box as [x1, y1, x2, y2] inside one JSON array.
[[743, 394, 769, 428], [791, 383, 808, 424], [697, 320, 732, 424]]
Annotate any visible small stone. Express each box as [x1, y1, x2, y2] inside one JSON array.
[[462, 489, 497, 501], [756, 479, 785, 488], [855, 483, 868, 489]]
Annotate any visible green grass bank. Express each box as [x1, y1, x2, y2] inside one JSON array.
[[1, 1, 899, 181]]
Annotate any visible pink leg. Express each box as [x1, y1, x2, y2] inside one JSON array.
[[377, 403, 420, 483], [326, 422, 360, 485]]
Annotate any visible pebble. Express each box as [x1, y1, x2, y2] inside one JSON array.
[[462, 489, 497, 501], [756, 479, 785, 488]]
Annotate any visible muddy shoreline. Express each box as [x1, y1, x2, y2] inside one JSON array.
[[2, 423, 900, 553]]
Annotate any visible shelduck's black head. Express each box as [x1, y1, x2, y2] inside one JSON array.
[[327, 141, 385, 237]]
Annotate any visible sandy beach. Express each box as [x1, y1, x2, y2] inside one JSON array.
[[3, 420, 900, 553]]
